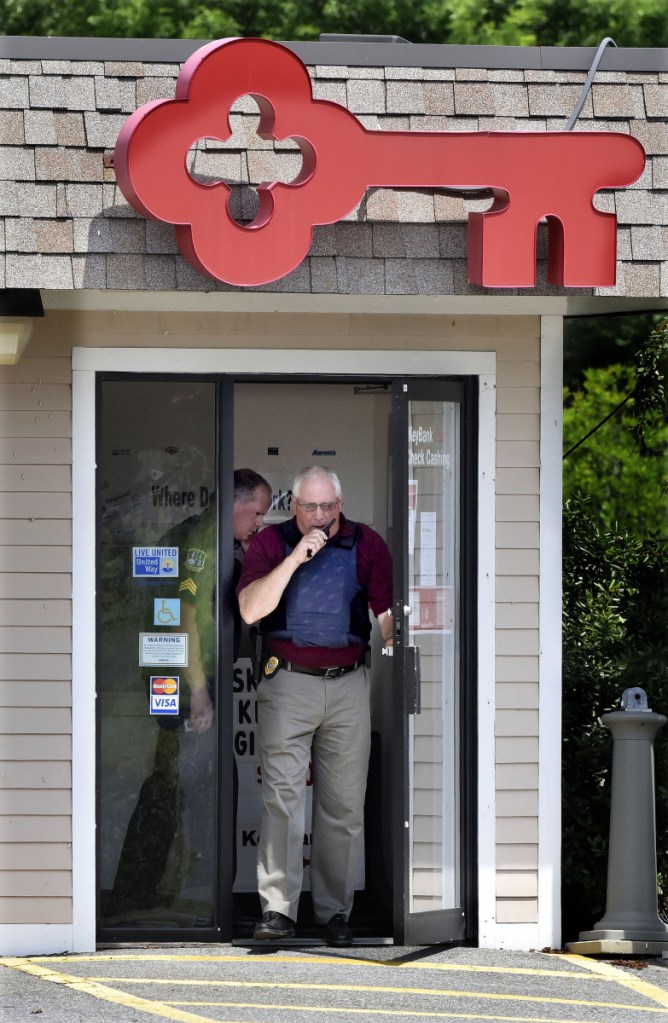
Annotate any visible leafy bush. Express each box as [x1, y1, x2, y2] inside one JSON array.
[[563, 365, 668, 538], [561, 497, 668, 940], [3, 0, 668, 46]]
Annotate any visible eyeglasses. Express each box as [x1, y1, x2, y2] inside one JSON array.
[[295, 499, 340, 513]]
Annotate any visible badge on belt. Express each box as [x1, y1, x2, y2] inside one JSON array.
[[263, 656, 281, 678]]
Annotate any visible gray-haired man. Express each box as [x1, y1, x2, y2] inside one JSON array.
[[237, 465, 392, 946]]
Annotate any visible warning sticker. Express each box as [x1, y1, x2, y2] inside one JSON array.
[[139, 632, 188, 666]]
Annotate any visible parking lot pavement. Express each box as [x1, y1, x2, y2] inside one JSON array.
[[3, 944, 668, 1023]]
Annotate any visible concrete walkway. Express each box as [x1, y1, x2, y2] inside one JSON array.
[[3, 944, 668, 1023]]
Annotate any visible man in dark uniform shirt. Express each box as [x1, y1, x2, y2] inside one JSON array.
[[179, 468, 273, 727], [107, 469, 271, 921]]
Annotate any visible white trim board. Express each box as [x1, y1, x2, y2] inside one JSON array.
[[71, 364, 97, 954], [52, 290, 572, 316], [0, 925, 76, 958], [73, 348, 495, 375], [68, 345, 497, 955], [538, 315, 564, 949], [475, 373, 498, 950], [46, 289, 667, 318]]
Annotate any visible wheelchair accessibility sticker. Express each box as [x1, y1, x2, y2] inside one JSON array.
[[154, 598, 180, 626], [150, 675, 180, 715]]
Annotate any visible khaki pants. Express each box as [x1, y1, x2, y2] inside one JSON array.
[[256, 664, 370, 924]]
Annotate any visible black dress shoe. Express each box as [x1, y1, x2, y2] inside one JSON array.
[[253, 911, 296, 940], [319, 913, 353, 947]]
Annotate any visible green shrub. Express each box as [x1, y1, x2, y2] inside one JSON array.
[[561, 496, 668, 940]]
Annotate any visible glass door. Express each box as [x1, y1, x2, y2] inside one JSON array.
[[391, 378, 475, 945], [96, 377, 235, 941], [94, 372, 475, 945]]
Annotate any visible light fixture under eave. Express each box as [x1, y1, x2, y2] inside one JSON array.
[[0, 317, 35, 364]]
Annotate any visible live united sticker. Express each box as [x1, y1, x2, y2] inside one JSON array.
[[132, 546, 178, 577], [150, 675, 179, 715]]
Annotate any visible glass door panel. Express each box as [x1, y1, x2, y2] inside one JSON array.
[[97, 379, 220, 935], [408, 398, 460, 916], [393, 380, 467, 945]]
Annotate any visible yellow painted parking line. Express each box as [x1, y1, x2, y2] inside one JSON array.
[[559, 954, 668, 1009], [166, 997, 621, 1023], [7, 953, 666, 1023], [0, 959, 234, 1023], [30, 952, 603, 980], [83, 975, 668, 1014], [405, 961, 597, 979], [8, 951, 668, 1023]]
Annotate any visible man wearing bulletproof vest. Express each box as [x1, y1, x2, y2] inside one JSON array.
[[238, 465, 393, 947]]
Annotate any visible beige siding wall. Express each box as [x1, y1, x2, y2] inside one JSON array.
[[0, 346, 72, 926], [495, 334, 540, 924], [0, 306, 541, 927]]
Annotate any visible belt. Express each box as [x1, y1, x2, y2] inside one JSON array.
[[283, 659, 363, 679]]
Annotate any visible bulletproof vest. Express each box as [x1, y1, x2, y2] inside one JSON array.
[[261, 519, 371, 649]]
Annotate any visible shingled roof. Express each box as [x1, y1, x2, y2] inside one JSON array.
[[0, 37, 665, 297]]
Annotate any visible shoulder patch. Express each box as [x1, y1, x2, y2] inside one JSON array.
[[185, 548, 206, 572]]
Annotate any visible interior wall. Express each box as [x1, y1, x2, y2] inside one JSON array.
[[234, 382, 384, 529]]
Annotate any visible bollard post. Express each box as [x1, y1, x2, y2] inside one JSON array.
[[569, 687, 668, 954]]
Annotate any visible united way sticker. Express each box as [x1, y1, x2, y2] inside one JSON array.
[[150, 675, 179, 715], [132, 546, 178, 577]]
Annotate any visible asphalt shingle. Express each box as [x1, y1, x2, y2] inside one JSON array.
[[0, 47, 662, 296]]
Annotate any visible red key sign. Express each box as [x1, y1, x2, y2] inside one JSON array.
[[115, 37, 645, 289]]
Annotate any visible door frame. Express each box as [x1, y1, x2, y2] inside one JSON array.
[[72, 346, 497, 950], [391, 377, 477, 945]]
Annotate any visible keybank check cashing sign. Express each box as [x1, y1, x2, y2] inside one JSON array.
[[115, 37, 645, 289]]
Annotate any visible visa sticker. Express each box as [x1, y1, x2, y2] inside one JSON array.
[[150, 675, 180, 715]]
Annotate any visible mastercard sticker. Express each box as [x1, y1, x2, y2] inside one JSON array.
[[150, 675, 180, 714]]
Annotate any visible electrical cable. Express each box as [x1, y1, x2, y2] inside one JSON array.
[[564, 36, 617, 130]]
